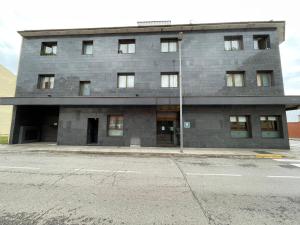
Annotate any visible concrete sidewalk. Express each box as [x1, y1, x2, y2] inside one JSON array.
[[0, 143, 293, 159]]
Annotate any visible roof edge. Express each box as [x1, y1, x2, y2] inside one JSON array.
[[18, 20, 285, 43]]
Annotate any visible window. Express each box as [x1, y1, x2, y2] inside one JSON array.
[[224, 36, 243, 51], [226, 72, 245, 87], [257, 71, 273, 87], [118, 73, 135, 88], [254, 35, 270, 50], [38, 75, 55, 89], [82, 41, 93, 55], [230, 116, 251, 138], [161, 73, 178, 88], [118, 39, 135, 54], [41, 42, 57, 55], [108, 115, 123, 136], [260, 116, 281, 138], [161, 38, 178, 52], [79, 81, 91, 96]]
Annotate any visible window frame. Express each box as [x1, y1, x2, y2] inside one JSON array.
[[257, 71, 273, 87], [37, 74, 55, 90], [161, 72, 179, 88], [160, 38, 178, 53], [79, 81, 91, 96], [224, 36, 243, 51], [82, 40, 94, 55], [40, 42, 57, 56], [229, 115, 251, 138], [253, 35, 271, 50], [226, 71, 245, 87], [118, 39, 136, 54], [260, 115, 282, 138], [117, 73, 135, 88], [107, 115, 124, 137]]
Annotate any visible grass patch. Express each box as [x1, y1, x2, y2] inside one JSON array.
[[0, 136, 8, 144]]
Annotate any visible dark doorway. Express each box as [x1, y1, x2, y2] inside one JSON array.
[[87, 118, 99, 144], [157, 121, 177, 146]]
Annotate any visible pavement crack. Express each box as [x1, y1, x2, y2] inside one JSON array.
[[171, 157, 212, 225], [50, 168, 83, 186]]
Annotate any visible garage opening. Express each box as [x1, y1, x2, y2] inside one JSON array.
[[12, 106, 59, 144]]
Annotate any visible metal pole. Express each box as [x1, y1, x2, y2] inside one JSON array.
[[178, 32, 183, 153]]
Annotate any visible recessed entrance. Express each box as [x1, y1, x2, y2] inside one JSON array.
[[156, 111, 179, 147], [87, 118, 99, 144]]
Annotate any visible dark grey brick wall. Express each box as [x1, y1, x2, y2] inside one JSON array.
[[16, 28, 284, 98], [56, 105, 288, 149]]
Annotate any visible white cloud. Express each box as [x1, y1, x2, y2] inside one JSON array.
[[0, 0, 300, 94]]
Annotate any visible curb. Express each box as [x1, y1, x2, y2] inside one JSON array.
[[0, 148, 271, 159]]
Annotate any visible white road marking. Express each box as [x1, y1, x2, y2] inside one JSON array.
[[291, 164, 300, 168], [186, 173, 242, 177], [273, 159, 300, 163], [74, 168, 140, 174], [267, 175, 300, 179], [0, 166, 40, 170]]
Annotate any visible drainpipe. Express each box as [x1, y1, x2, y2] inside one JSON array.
[[178, 32, 184, 153]]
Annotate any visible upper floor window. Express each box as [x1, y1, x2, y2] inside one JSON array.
[[260, 116, 281, 138], [41, 42, 57, 55], [108, 115, 124, 136], [257, 71, 273, 87], [79, 81, 91, 96], [118, 73, 135, 88], [161, 72, 178, 88], [82, 41, 93, 55], [38, 74, 55, 89], [224, 36, 243, 51], [161, 38, 178, 52], [230, 116, 251, 138], [226, 72, 245, 87], [254, 35, 270, 50], [118, 39, 135, 54]]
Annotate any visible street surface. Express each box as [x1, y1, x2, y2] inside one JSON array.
[[0, 142, 300, 225]]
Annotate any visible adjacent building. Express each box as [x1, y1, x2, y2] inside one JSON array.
[[288, 115, 300, 138], [1, 21, 300, 148], [0, 65, 16, 141]]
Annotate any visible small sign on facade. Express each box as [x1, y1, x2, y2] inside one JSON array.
[[184, 121, 191, 129]]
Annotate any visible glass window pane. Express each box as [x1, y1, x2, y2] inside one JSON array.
[[119, 44, 127, 53], [230, 116, 237, 122], [127, 75, 134, 88], [169, 75, 178, 87], [128, 44, 135, 53], [254, 40, 259, 49], [234, 74, 244, 87], [238, 116, 246, 122], [226, 74, 233, 87], [224, 41, 231, 50], [161, 42, 168, 52], [118, 76, 127, 88], [52, 45, 57, 55], [161, 75, 169, 87], [169, 42, 177, 52], [45, 46, 52, 54], [257, 74, 262, 86], [262, 74, 270, 86], [268, 116, 276, 121], [260, 116, 266, 121], [49, 77, 54, 89], [84, 44, 93, 55], [231, 40, 239, 50]]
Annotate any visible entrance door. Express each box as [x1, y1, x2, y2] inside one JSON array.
[[157, 121, 175, 146], [87, 118, 99, 144]]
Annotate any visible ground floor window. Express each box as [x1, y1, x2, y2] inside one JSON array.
[[260, 116, 281, 138], [108, 115, 124, 136], [230, 116, 251, 138]]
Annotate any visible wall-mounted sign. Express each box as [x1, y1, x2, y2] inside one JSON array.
[[184, 121, 191, 128]]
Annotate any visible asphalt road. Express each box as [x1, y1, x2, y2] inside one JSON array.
[[0, 151, 300, 225]]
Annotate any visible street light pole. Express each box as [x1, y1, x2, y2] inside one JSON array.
[[178, 32, 183, 153]]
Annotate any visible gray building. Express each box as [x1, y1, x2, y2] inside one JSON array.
[[1, 21, 300, 148]]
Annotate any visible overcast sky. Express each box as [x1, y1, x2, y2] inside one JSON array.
[[0, 0, 299, 120]]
